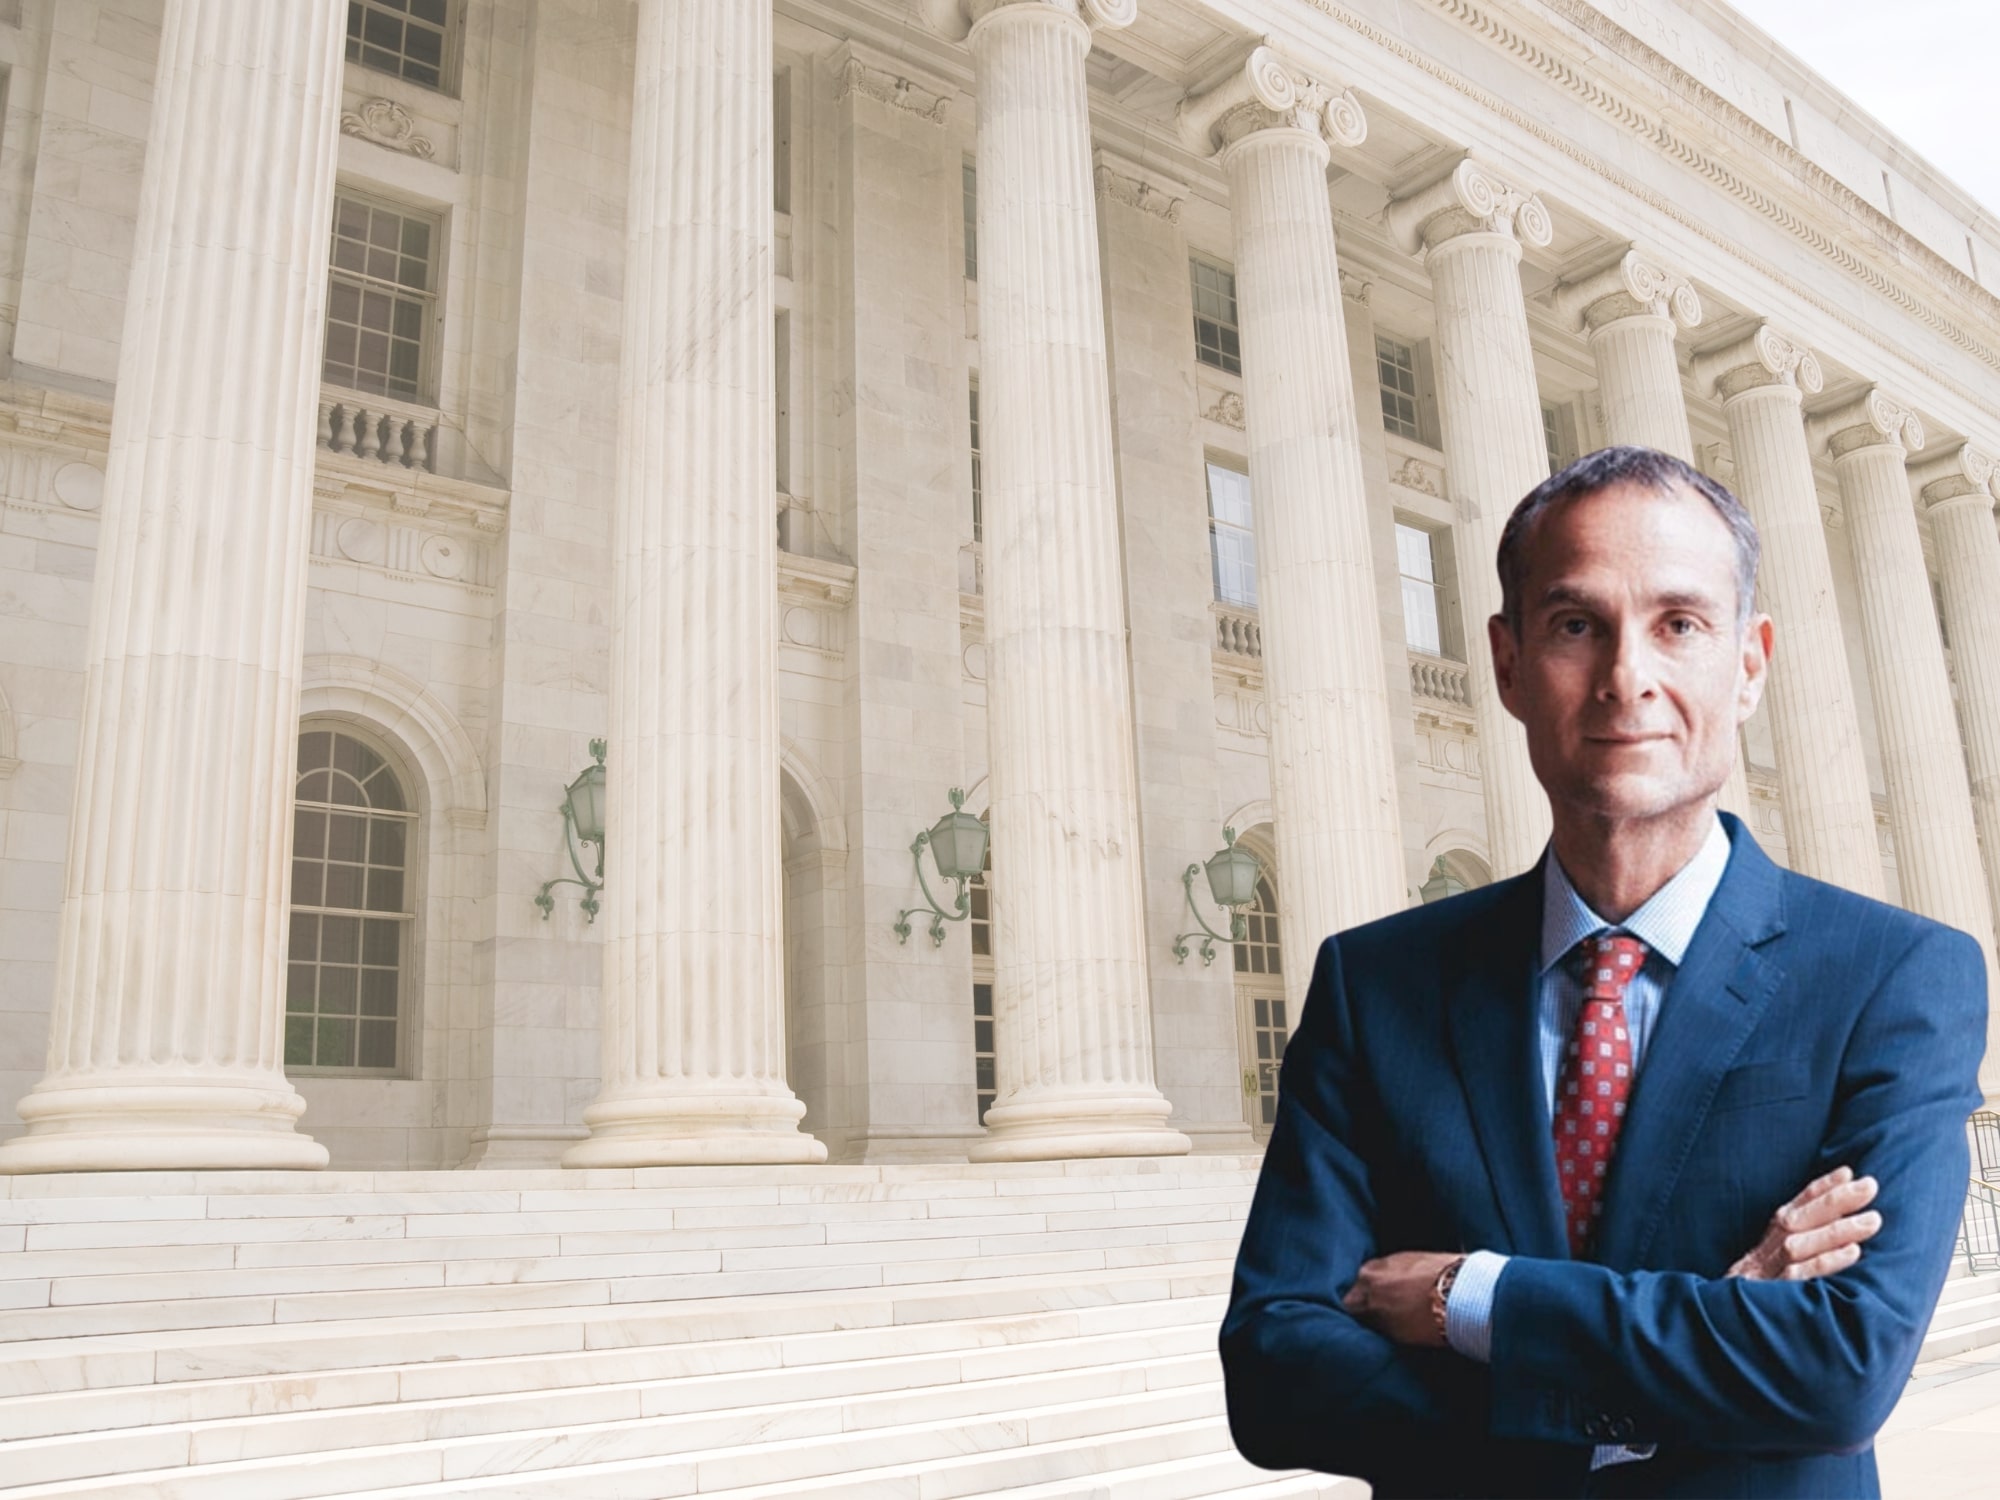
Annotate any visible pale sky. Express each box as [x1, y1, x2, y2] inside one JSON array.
[[1723, 0, 2000, 219]]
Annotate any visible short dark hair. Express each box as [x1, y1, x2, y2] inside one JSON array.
[[1495, 445, 1760, 635]]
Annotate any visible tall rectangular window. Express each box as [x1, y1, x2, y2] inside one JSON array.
[[1207, 461, 1257, 608], [1542, 398, 1578, 474], [324, 193, 439, 401], [1397, 523, 1444, 656], [969, 383, 983, 543], [970, 834, 995, 1125], [774, 70, 792, 216], [346, 0, 450, 91], [1377, 335, 1422, 442], [1191, 258, 1242, 374], [963, 160, 978, 281]]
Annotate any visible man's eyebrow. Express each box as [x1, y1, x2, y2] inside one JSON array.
[[1532, 584, 1726, 613]]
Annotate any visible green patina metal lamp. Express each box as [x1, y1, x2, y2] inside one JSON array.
[[1419, 856, 1467, 905], [895, 788, 990, 946], [535, 739, 607, 923], [1174, 827, 1262, 966]]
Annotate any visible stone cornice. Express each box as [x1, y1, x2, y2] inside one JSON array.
[[1809, 388, 1926, 460], [1295, 0, 2000, 385], [829, 40, 955, 125], [1551, 247, 1701, 334], [1385, 158, 1552, 256]]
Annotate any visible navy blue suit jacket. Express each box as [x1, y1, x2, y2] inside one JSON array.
[[1221, 814, 1986, 1498]]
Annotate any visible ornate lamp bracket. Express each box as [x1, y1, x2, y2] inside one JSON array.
[[895, 788, 981, 947], [1173, 826, 1257, 966], [534, 738, 606, 924]]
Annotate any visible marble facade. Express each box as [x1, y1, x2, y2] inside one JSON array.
[[3, 0, 2000, 1171]]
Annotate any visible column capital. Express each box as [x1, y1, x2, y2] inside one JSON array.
[[1385, 158, 1553, 256], [934, 0, 1135, 40], [1690, 322, 1823, 401], [1911, 441, 1999, 511], [829, 40, 956, 126], [1809, 386, 1926, 460], [1092, 147, 1186, 223], [1177, 43, 1366, 158], [1551, 247, 1701, 334]]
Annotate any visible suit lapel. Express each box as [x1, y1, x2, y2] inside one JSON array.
[[1447, 865, 1570, 1260], [1592, 818, 1788, 1269]]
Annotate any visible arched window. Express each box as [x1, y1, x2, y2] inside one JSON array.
[[287, 727, 416, 1073]]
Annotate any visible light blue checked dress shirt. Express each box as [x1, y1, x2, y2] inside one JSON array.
[[1443, 815, 1733, 1469]]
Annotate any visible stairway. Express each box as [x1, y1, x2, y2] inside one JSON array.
[[1920, 1260, 2000, 1363], [0, 1156, 1363, 1499]]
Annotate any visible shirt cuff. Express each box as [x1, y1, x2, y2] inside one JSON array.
[[1442, 1249, 1507, 1363]]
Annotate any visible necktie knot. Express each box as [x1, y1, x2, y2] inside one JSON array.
[[1579, 933, 1648, 1001]]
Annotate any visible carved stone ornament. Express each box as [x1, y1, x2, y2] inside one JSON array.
[[1384, 158, 1553, 256], [1392, 456, 1440, 496], [1911, 442, 1999, 509], [1093, 164, 1183, 223], [1339, 269, 1372, 305], [948, 0, 1135, 37], [1811, 386, 1926, 459], [1690, 322, 1825, 401], [1177, 44, 1367, 159], [1202, 390, 1246, 429], [1552, 247, 1702, 333], [833, 55, 951, 126], [340, 98, 436, 160]]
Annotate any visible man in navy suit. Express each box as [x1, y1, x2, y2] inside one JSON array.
[[1221, 446, 1987, 1497]]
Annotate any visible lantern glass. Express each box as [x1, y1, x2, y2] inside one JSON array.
[[567, 762, 607, 846], [1204, 842, 1261, 909], [929, 808, 989, 882], [1420, 858, 1466, 905]]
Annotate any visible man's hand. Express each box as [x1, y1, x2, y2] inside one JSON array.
[[1728, 1164, 1881, 1281], [1342, 1249, 1461, 1347]]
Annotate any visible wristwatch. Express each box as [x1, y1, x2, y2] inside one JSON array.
[[1431, 1255, 1467, 1345]]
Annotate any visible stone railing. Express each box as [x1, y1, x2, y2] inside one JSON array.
[[1214, 602, 1262, 660], [1408, 651, 1469, 707], [319, 390, 441, 473]]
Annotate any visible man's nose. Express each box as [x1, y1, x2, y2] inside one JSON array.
[[1597, 627, 1659, 701]]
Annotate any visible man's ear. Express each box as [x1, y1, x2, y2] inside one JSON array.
[[1489, 614, 1522, 720], [1736, 613, 1773, 725]]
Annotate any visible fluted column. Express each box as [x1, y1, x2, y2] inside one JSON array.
[[1386, 160, 1556, 878], [566, 0, 823, 1167], [1915, 444, 2000, 1092], [1553, 248, 1752, 820], [1691, 326, 1881, 895], [963, 0, 1187, 1162], [1811, 391, 1996, 978], [0, 0, 346, 1173], [1178, 49, 1403, 1013]]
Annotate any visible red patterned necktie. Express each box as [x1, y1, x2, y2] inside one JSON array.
[[1553, 933, 1647, 1258]]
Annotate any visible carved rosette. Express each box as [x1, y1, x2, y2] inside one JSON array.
[[1812, 386, 1926, 460], [1691, 322, 1825, 401], [1553, 247, 1701, 333], [1385, 158, 1553, 256], [1177, 44, 1367, 160]]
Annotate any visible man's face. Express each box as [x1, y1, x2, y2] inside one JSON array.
[[1489, 481, 1772, 825]]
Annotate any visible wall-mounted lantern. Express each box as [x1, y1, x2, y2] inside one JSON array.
[[1174, 827, 1262, 966], [1419, 857, 1467, 905], [894, 788, 989, 947], [535, 739, 606, 923]]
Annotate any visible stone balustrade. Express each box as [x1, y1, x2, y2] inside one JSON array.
[[1409, 651, 1470, 708], [1213, 602, 1262, 659], [319, 390, 440, 472]]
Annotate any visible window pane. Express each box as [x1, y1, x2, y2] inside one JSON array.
[[317, 1017, 357, 1068], [359, 1021, 397, 1069], [364, 918, 400, 967], [287, 963, 315, 1007], [286, 1015, 315, 1067], [290, 911, 319, 961], [292, 860, 324, 906], [365, 868, 404, 913], [319, 967, 358, 1016], [322, 915, 361, 964], [361, 968, 398, 1018]]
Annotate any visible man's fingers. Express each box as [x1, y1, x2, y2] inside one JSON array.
[[1776, 1171, 1876, 1232], [1783, 1241, 1864, 1281], [1783, 1209, 1882, 1263]]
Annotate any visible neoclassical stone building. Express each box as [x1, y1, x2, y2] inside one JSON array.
[[1, 0, 1998, 1173]]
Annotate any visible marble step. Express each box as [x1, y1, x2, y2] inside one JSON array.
[[0, 1259, 1236, 1398], [0, 1300, 1225, 1443], [1918, 1270, 2000, 1360], [12, 1374, 1232, 1497], [1, 1338, 1224, 1488]]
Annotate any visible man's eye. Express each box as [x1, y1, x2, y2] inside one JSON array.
[[1557, 617, 1591, 636], [1665, 617, 1699, 636]]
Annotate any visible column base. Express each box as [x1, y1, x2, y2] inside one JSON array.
[[0, 1075, 328, 1174], [563, 1087, 828, 1168], [969, 1091, 1193, 1163]]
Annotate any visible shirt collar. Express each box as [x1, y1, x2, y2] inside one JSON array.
[[1538, 815, 1733, 974]]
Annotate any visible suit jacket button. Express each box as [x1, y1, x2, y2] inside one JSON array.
[[1583, 1415, 1607, 1440], [1609, 1416, 1637, 1442]]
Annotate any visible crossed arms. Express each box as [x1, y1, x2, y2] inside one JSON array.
[[1220, 926, 1984, 1478]]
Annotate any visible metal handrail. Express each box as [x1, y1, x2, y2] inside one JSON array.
[[1971, 1110, 2000, 1183], [1960, 1175, 2000, 1275]]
